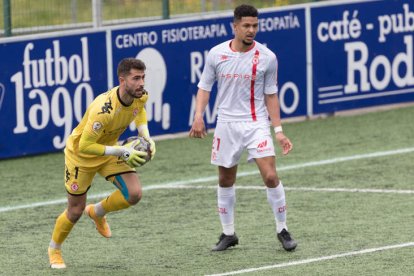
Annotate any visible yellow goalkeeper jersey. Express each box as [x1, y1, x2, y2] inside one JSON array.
[[65, 86, 148, 167]]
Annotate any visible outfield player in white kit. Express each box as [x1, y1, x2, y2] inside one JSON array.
[[189, 4, 297, 252]]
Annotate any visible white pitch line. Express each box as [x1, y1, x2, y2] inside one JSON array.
[[2, 185, 412, 213], [1, 147, 413, 213], [144, 185, 414, 195], [286, 186, 414, 194], [205, 242, 414, 276]]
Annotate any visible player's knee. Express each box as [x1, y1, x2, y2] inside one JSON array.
[[219, 177, 235, 187], [219, 174, 236, 186], [127, 189, 142, 205], [263, 171, 279, 187], [67, 208, 84, 223]]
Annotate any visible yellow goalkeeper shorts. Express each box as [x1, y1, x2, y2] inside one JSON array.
[[64, 155, 135, 195]]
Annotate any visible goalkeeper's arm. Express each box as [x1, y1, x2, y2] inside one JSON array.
[[79, 133, 147, 167], [104, 145, 147, 167]]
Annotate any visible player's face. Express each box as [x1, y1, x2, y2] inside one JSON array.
[[123, 69, 145, 99], [234, 16, 258, 46]]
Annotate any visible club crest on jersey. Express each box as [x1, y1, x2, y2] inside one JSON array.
[[133, 109, 138, 116], [71, 183, 79, 191], [252, 56, 259, 65], [220, 55, 229, 61], [98, 97, 113, 114]]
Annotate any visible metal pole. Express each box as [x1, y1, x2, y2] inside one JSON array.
[[162, 0, 170, 19], [3, 0, 12, 36], [212, 0, 218, 12], [92, 0, 102, 28], [201, 0, 206, 13], [71, 0, 78, 23]]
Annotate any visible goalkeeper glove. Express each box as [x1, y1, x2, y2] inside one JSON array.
[[137, 124, 156, 160], [146, 137, 156, 160], [117, 145, 148, 167]]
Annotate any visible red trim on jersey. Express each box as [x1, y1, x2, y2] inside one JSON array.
[[250, 50, 260, 121]]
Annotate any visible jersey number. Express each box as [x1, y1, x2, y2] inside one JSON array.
[[213, 136, 221, 151]]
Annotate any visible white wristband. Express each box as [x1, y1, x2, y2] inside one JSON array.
[[274, 126, 283, 134], [137, 124, 150, 138], [104, 146, 124, 157]]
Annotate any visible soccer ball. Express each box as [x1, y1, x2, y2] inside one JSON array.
[[122, 136, 151, 163]]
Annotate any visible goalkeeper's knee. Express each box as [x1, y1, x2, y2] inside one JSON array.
[[128, 192, 142, 205], [112, 175, 142, 205]]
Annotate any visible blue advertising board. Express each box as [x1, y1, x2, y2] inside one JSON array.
[[311, 0, 414, 114], [0, 32, 108, 158], [1, 0, 413, 159], [110, 7, 307, 140]]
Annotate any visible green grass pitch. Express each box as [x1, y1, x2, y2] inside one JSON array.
[[0, 105, 413, 275]]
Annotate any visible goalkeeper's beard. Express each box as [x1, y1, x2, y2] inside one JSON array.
[[125, 83, 143, 99]]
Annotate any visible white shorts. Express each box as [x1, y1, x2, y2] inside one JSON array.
[[211, 121, 275, 168]]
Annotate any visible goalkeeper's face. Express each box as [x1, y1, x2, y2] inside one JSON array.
[[123, 69, 146, 99]]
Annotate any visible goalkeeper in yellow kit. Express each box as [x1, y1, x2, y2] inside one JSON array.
[[48, 58, 156, 269]]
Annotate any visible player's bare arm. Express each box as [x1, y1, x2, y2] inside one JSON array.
[[265, 93, 293, 155], [189, 89, 210, 138]]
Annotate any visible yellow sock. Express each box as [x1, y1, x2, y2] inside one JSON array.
[[51, 210, 74, 245], [101, 190, 131, 213]]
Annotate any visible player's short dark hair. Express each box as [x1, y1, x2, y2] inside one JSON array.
[[117, 58, 146, 77], [233, 4, 258, 22]]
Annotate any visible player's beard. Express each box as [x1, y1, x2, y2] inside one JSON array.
[[125, 83, 143, 99], [242, 40, 253, 46], [242, 34, 255, 46]]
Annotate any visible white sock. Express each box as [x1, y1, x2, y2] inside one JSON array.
[[217, 185, 236, 236], [94, 202, 106, 217], [49, 240, 61, 250], [266, 181, 288, 233]]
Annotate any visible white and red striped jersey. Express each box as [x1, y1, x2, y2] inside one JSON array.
[[198, 40, 278, 122]]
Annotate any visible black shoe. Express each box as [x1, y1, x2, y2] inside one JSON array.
[[277, 229, 297, 251], [212, 233, 239, 251]]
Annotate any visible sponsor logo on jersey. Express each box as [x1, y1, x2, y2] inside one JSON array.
[[257, 140, 267, 148], [98, 97, 113, 114], [218, 73, 256, 80], [65, 166, 70, 183], [257, 140, 271, 153]]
